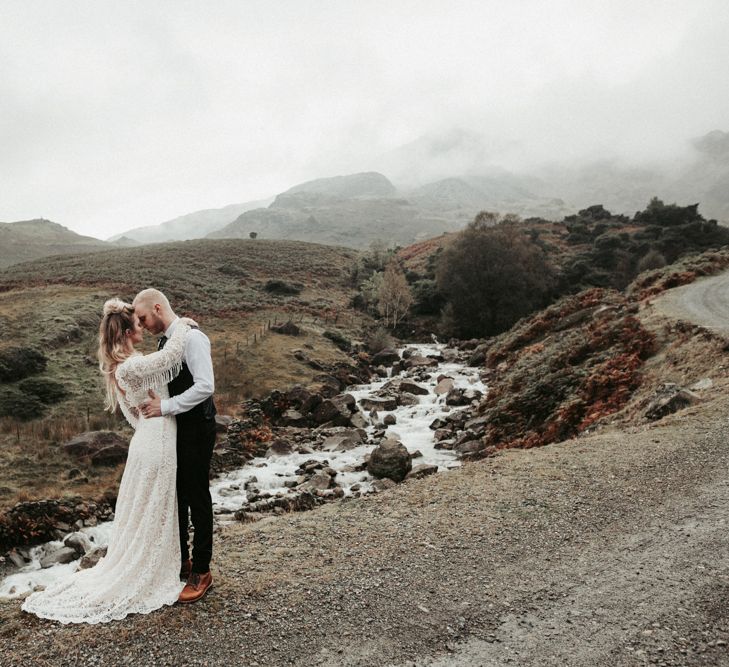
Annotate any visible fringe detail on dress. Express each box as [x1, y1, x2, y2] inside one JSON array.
[[137, 362, 183, 393]]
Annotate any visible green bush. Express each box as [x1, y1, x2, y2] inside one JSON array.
[[0, 386, 45, 421], [17, 377, 68, 404], [323, 329, 351, 351], [0, 347, 47, 382]]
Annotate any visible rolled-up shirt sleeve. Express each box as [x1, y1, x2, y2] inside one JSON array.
[[160, 329, 215, 416]]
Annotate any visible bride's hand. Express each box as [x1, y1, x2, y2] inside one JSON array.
[[179, 316, 199, 328]]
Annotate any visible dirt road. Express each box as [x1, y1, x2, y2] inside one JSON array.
[[654, 270, 729, 334]]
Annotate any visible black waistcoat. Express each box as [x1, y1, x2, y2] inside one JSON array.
[[160, 335, 217, 424]]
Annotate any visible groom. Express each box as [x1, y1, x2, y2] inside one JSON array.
[[133, 288, 217, 604]]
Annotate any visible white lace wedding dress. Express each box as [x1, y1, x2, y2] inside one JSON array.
[[21, 322, 192, 624]]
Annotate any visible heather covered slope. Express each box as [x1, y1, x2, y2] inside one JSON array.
[[0, 219, 110, 269]]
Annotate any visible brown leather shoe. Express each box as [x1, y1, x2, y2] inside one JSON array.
[[178, 571, 213, 604], [179, 559, 192, 581]]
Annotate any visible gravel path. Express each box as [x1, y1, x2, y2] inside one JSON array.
[[654, 269, 729, 334], [1, 393, 729, 666]]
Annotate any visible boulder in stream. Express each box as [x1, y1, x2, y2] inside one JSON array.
[[367, 438, 412, 482]]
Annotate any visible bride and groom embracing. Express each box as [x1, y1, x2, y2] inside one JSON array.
[[22, 288, 217, 624]]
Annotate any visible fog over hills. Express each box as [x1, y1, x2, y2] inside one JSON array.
[[108, 198, 273, 244], [4, 129, 728, 265]]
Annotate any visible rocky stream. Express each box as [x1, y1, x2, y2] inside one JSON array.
[[0, 341, 487, 599]]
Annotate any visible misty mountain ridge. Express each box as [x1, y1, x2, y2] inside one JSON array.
[[108, 197, 273, 245], [208, 170, 574, 248], [0, 218, 111, 269]]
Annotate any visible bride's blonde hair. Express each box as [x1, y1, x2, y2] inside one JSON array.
[[98, 298, 135, 412]]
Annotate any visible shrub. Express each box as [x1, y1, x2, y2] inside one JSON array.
[[366, 328, 395, 354], [323, 330, 351, 351], [637, 249, 667, 273], [263, 280, 303, 295], [411, 279, 444, 315], [0, 386, 45, 421], [17, 377, 68, 404], [0, 347, 48, 382]]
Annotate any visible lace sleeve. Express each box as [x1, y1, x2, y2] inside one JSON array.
[[116, 388, 140, 430], [115, 321, 191, 394]]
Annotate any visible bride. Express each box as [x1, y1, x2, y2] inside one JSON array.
[[22, 298, 194, 624]]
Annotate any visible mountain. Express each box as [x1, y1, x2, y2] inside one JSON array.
[[208, 171, 572, 248], [0, 219, 110, 269], [108, 198, 272, 245]]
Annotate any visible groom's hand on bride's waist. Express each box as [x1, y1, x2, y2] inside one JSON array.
[[139, 389, 163, 418]]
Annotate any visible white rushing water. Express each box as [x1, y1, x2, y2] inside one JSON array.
[[0, 522, 114, 599], [0, 342, 485, 599]]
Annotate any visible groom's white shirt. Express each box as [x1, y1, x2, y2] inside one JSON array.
[[159, 317, 215, 416]]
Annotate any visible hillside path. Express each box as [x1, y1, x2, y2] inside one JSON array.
[[654, 269, 729, 334]]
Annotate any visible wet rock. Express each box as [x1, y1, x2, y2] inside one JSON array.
[[312, 395, 354, 425], [410, 450, 423, 458], [349, 411, 367, 429], [467, 344, 489, 366], [405, 464, 438, 480], [63, 531, 92, 555], [434, 377, 455, 394], [371, 348, 400, 367], [383, 414, 397, 426], [79, 545, 107, 570], [429, 417, 448, 430], [321, 429, 365, 452], [265, 439, 293, 457], [445, 388, 471, 406], [404, 355, 439, 369], [434, 428, 452, 441], [397, 392, 419, 407], [645, 383, 701, 421], [62, 431, 129, 464], [464, 414, 490, 431], [434, 439, 455, 450], [399, 380, 429, 395], [454, 439, 484, 455], [454, 430, 478, 447], [40, 546, 78, 569], [367, 438, 412, 482], [8, 550, 26, 568], [300, 393, 323, 415], [300, 471, 334, 492], [361, 396, 397, 411]]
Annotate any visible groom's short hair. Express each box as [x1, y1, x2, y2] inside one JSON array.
[[133, 288, 171, 312]]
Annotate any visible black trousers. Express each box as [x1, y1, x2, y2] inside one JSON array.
[[176, 417, 216, 573]]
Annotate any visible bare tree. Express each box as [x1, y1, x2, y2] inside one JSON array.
[[377, 260, 413, 328]]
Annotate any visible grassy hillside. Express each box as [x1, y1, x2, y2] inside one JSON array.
[[0, 219, 110, 269], [0, 238, 370, 510]]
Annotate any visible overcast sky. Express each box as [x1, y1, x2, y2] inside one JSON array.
[[1, 0, 728, 238]]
